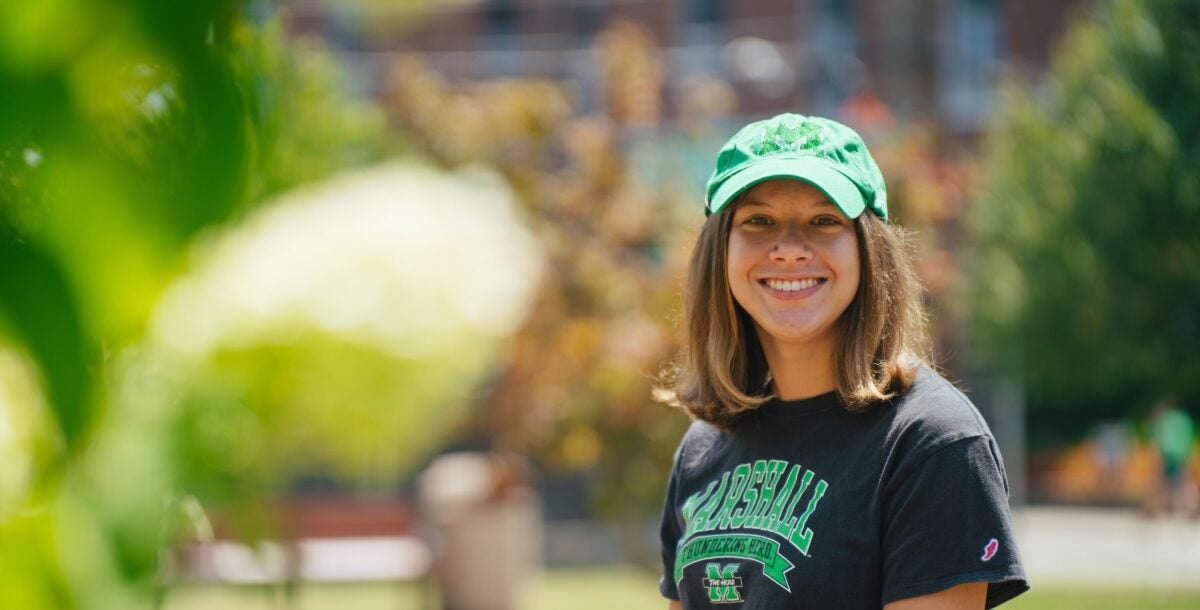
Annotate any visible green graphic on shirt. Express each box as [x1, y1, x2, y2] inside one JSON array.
[[675, 460, 829, 592], [702, 563, 744, 603], [676, 534, 794, 592]]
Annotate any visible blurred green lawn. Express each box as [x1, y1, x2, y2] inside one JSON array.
[[164, 566, 1200, 610]]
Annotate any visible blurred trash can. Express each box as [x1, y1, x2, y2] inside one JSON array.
[[418, 452, 542, 610]]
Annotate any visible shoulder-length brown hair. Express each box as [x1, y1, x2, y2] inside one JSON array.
[[656, 200, 930, 430]]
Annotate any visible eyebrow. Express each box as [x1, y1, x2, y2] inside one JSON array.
[[737, 198, 771, 209]]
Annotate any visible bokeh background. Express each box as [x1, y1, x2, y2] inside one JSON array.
[[1, 0, 1198, 608]]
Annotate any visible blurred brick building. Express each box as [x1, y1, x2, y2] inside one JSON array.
[[273, 0, 1098, 518], [282, 0, 1088, 134]]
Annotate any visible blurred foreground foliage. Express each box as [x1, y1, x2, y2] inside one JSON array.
[[966, 0, 1200, 429], [0, 2, 521, 608]]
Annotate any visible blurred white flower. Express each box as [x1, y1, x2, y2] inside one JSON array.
[[152, 162, 543, 361], [142, 162, 544, 481]]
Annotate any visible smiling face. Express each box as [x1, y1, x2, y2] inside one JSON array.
[[726, 179, 861, 361]]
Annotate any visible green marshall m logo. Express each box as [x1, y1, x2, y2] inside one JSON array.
[[756, 120, 824, 156], [674, 460, 830, 593], [702, 563, 743, 603]]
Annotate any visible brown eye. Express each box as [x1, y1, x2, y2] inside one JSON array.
[[743, 215, 774, 226], [812, 215, 842, 226]]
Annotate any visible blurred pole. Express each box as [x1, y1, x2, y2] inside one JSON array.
[[965, 372, 1028, 506], [418, 453, 542, 610]]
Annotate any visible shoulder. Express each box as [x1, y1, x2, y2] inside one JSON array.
[[879, 365, 997, 462], [675, 420, 729, 473]]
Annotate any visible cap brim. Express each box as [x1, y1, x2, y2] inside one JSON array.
[[707, 156, 867, 219]]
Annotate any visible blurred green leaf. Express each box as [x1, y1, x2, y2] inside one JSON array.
[[0, 232, 92, 449]]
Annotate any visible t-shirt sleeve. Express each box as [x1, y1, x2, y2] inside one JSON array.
[[880, 435, 1029, 608], [659, 443, 684, 600]]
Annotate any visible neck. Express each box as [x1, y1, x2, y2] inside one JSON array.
[[757, 331, 838, 400]]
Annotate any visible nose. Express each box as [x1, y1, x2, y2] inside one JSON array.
[[770, 229, 813, 262]]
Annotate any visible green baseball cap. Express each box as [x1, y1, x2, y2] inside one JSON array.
[[704, 113, 888, 221]]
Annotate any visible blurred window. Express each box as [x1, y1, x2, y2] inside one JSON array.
[[938, 0, 999, 131], [574, 3, 604, 37], [810, 0, 860, 116], [687, 0, 722, 24], [485, 0, 517, 37]]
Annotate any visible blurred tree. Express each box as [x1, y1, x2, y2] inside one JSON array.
[[964, 0, 1200, 428], [855, 123, 980, 362], [597, 19, 664, 128], [384, 20, 693, 555]]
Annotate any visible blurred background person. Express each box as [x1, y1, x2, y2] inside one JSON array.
[[1144, 399, 1198, 517]]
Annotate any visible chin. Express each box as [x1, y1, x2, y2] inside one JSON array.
[[756, 321, 838, 348]]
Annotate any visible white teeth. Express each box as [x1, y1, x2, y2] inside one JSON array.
[[766, 278, 820, 291]]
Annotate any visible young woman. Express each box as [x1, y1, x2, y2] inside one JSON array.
[[657, 114, 1028, 609]]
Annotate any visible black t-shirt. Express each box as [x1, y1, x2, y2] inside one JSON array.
[[659, 367, 1029, 609]]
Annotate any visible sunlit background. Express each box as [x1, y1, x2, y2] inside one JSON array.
[[1, 0, 1198, 609]]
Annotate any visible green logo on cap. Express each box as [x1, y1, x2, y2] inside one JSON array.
[[756, 121, 823, 156]]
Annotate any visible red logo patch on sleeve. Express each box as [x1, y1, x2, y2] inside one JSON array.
[[981, 538, 999, 561]]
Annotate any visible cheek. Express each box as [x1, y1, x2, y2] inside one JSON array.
[[823, 233, 861, 293], [844, 265, 861, 303], [725, 237, 756, 307], [841, 240, 860, 275], [725, 235, 751, 277]]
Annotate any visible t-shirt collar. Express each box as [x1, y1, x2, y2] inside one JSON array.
[[757, 390, 840, 419]]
